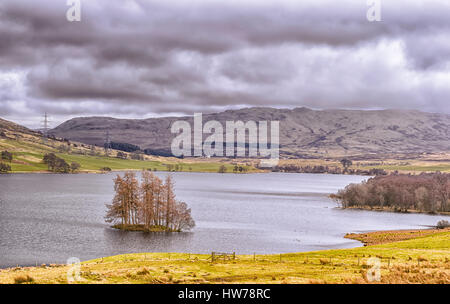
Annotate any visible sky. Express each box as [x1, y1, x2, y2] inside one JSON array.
[[0, 0, 449, 128]]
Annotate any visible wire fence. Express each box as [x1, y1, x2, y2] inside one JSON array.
[[84, 252, 448, 271]]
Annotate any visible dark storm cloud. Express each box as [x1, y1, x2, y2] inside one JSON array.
[[0, 0, 449, 127]]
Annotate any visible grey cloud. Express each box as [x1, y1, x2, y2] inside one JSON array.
[[402, 32, 450, 69], [0, 0, 449, 128]]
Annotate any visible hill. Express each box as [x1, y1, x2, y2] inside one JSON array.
[[50, 108, 450, 158], [0, 117, 254, 173]]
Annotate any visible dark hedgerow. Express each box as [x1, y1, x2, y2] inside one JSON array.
[[333, 173, 450, 214], [437, 220, 450, 229]]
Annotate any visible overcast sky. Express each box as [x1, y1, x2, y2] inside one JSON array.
[[0, 0, 449, 128]]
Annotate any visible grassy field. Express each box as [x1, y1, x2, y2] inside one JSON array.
[[1, 229, 448, 284], [278, 157, 450, 174], [362, 163, 450, 173], [2, 124, 448, 174], [0, 137, 257, 174]]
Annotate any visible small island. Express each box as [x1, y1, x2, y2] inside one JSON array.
[[105, 171, 195, 232]]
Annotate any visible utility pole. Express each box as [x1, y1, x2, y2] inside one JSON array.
[[41, 112, 50, 145], [104, 130, 111, 156]]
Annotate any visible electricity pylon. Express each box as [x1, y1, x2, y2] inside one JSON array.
[[41, 112, 50, 145], [104, 130, 111, 156]]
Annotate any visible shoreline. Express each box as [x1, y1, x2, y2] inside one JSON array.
[[337, 205, 450, 216], [345, 227, 450, 246], [0, 226, 446, 270], [0, 227, 448, 284], [2, 169, 257, 175], [112, 224, 181, 233], [4, 169, 371, 176]]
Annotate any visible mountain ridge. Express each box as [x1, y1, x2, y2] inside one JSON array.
[[50, 107, 450, 158]]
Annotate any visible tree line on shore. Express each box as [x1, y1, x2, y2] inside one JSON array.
[[332, 172, 450, 213], [0, 150, 13, 173], [105, 171, 195, 232], [271, 164, 387, 176], [43, 153, 80, 173]]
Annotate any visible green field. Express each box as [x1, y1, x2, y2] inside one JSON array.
[[0, 138, 256, 173], [2, 130, 449, 174], [10, 152, 253, 174], [1, 230, 448, 284]]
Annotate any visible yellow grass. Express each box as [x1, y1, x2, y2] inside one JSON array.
[[1, 230, 448, 284]]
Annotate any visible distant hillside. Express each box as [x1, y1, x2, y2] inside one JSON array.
[[0, 117, 139, 172], [0, 117, 38, 137], [50, 108, 450, 158], [0, 117, 256, 173]]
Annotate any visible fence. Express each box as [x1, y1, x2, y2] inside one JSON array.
[[209, 252, 236, 262], [85, 253, 443, 271]]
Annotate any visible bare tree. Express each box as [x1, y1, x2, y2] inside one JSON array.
[[333, 173, 450, 213], [106, 171, 195, 231], [105, 172, 139, 226]]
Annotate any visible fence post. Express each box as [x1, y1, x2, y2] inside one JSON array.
[[233, 252, 236, 260], [253, 253, 256, 262]]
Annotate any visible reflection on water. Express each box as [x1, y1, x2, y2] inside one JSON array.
[[0, 172, 447, 268]]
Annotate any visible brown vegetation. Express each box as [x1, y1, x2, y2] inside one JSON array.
[[271, 163, 387, 176], [373, 263, 449, 284], [105, 171, 195, 232], [345, 228, 450, 246], [333, 173, 450, 213], [14, 275, 34, 284], [0, 230, 448, 284]]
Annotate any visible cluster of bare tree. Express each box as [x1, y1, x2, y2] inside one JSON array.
[[333, 173, 450, 213], [271, 164, 387, 176], [105, 171, 195, 232]]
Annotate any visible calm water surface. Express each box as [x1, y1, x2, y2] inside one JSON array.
[[0, 172, 447, 268]]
